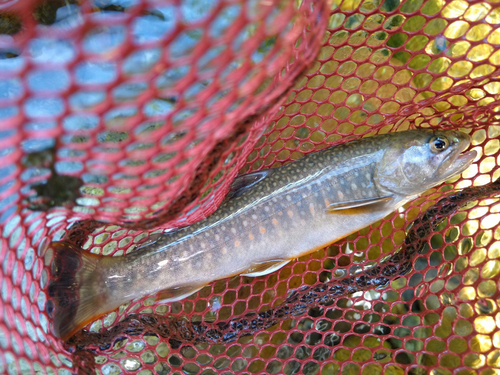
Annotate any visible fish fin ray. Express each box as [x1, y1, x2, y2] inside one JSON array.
[[155, 284, 204, 303], [134, 229, 185, 255], [225, 170, 273, 200], [134, 232, 173, 251], [48, 242, 110, 340], [241, 259, 290, 277], [325, 195, 393, 213]]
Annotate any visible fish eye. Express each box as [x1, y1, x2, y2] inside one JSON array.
[[429, 136, 449, 153]]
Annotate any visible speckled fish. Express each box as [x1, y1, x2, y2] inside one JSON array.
[[48, 129, 476, 339]]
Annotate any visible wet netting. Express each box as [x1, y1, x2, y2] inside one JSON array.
[[1, 0, 500, 374]]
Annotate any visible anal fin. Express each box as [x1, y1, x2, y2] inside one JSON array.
[[241, 259, 290, 277], [155, 284, 204, 303], [325, 195, 393, 213]]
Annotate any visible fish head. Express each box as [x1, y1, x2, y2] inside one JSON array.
[[375, 130, 477, 197]]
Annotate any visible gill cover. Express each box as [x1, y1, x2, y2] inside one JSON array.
[[374, 130, 474, 197]]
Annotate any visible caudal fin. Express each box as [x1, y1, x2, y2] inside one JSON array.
[[47, 242, 109, 340]]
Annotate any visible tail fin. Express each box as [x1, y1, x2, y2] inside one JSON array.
[[47, 242, 110, 340]]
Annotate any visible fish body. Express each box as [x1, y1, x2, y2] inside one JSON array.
[[48, 129, 476, 339]]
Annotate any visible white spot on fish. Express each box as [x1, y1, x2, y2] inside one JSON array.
[[286, 195, 292, 202], [252, 215, 258, 220], [231, 228, 236, 234]]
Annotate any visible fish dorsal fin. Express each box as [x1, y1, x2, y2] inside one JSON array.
[[241, 259, 290, 277], [225, 170, 273, 200], [325, 195, 393, 213]]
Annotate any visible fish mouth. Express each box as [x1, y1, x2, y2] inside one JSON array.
[[437, 132, 477, 180], [443, 149, 477, 178]]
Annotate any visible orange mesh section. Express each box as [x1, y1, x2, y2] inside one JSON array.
[[1, 0, 500, 374]]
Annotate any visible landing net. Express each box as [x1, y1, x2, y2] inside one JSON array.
[[1, 0, 500, 374]]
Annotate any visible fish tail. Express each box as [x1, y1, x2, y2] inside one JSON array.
[[47, 242, 110, 340]]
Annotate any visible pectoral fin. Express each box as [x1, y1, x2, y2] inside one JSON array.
[[241, 259, 290, 277], [155, 284, 205, 303], [325, 195, 393, 213]]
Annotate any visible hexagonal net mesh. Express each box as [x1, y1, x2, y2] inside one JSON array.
[[1, 0, 500, 374]]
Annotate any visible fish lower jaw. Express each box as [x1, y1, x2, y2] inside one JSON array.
[[438, 150, 477, 181]]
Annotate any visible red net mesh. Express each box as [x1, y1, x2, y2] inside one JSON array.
[[1, 0, 500, 374]]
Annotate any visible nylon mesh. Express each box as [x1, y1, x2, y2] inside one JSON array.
[[1, 0, 500, 374]]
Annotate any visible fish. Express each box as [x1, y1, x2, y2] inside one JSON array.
[[65, 176, 500, 362], [47, 129, 477, 340]]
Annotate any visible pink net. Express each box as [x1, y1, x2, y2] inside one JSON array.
[[1, 0, 500, 374]]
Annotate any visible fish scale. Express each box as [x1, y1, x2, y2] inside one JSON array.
[[47, 129, 476, 340]]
